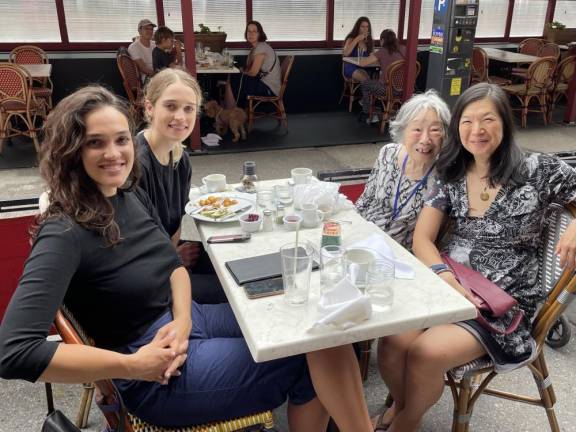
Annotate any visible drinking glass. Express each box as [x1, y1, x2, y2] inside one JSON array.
[[257, 188, 275, 210], [320, 245, 346, 295], [366, 259, 395, 308], [280, 242, 314, 306], [274, 184, 293, 206]]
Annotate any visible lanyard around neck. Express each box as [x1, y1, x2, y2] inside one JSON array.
[[391, 154, 434, 221]]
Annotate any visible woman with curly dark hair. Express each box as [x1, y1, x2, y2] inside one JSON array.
[[0, 86, 373, 430]]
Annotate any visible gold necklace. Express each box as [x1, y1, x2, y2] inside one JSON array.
[[480, 177, 490, 201]]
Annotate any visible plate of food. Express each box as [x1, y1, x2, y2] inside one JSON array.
[[185, 192, 255, 222]]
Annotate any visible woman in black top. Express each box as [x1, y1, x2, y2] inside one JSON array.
[[137, 68, 225, 303], [0, 86, 373, 430]]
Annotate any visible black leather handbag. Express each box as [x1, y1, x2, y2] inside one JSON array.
[[41, 383, 81, 432]]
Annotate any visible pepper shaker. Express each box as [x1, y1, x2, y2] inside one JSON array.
[[262, 209, 274, 232], [240, 161, 258, 193]]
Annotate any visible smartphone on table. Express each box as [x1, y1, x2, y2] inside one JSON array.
[[243, 277, 284, 299]]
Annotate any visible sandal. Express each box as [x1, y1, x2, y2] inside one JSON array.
[[372, 411, 391, 431]]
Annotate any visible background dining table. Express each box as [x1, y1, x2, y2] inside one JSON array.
[[18, 63, 52, 78]]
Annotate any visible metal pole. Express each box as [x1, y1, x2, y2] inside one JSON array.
[[404, 0, 422, 100]]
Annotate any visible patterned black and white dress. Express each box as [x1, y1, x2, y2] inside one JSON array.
[[424, 153, 576, 369], [356, 143, 436, 250]]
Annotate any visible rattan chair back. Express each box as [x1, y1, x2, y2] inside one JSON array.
[[519, 38, 545, 56], [471, 47, 488, 83], [9, 45, 48, 65], [539, 43, 560, 60], [278, 55, 295, 99]]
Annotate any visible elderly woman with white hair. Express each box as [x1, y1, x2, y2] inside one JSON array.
[[356, 90, 451, 251], [355, 90, 450, 431]]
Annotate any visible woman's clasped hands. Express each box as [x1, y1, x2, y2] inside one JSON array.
[[130, 318, 191, 385]]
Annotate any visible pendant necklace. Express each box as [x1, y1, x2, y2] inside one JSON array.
[[480, 178, 490, 201]]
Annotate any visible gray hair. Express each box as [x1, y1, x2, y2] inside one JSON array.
[[389, 89, 451, 143]]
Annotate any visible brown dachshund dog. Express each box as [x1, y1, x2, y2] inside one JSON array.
[[203, 100, 247, 143]]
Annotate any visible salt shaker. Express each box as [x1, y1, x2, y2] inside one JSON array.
[[275, 203, 285, 225], [240, 161, 258, 193], [262, 209, 274, 232]]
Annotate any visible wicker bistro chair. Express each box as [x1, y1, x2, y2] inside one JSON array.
[[116, 50, 144, 122], [512, 43, 561, 80], [368, 60, 421, 134], [9, 45, 54, 111], [548, 55, 576, 121], [339, 62, 363, 112], [519, 38, 545, 56], [0, 63, 46, 154], [247, 55, 294, 132], [53, 306, 275, 432], [471, 47, 512, 86], [502, 56, 557, 128], [446, 204, 576, 432]]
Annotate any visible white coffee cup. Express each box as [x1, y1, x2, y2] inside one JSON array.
[[202, 174, 226, 193], [345, 247, 377, 290], [291, 167, 313, 185], [301, 203, 325, 228]]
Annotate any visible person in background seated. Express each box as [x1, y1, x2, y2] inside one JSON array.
[[224, 21, 281, 109], [376, 83, 576, 432], [136, 68, 226, 304], [0, 85, 374, 432], [358, 29, 406, 123], [128, 19, 156, 83], [152, 26, 182, 73], [342, 17, 374, 84]]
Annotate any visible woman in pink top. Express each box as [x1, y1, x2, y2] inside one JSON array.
[[358, 29, 406, 123]]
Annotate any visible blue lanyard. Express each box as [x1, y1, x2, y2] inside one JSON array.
[[391, 154, 434, 221]]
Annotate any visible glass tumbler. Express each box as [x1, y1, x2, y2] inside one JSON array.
[[257, 188, 275, 210], [366, 259, 395, 308], [274, 184, 293, 206], [320, 245, 347, 295], [280, 242, 314, 306]]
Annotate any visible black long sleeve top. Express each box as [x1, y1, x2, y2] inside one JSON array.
[[136, 132, 192, 238], [0, 191, 182, 382]]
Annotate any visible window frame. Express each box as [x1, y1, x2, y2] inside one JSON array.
[[0, 0, 562, 52]]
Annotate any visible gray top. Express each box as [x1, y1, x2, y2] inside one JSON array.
[[251, 42, 281, 96]]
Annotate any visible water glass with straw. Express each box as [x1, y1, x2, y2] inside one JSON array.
[[280, 219, 313, 306]]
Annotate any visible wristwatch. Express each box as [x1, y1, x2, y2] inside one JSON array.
[[430, 263, 451, 274]]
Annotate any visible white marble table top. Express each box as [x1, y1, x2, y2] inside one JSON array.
[[481, 47, 539, 64], [184, 179, 477, 362]]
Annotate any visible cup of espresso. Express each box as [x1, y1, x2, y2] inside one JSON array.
[[301, 203, 325, 228], [291, 167, 312, 185], [202, 174, 227, 193]]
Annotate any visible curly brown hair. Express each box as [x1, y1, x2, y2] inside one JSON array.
[[37, 86, 139, 246]]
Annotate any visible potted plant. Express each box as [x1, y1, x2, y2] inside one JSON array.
[[194, 24, 227, 53], [544, 21, 576, 45]]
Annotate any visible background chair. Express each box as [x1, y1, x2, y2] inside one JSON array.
[[447, 204, 576, 432], [116, 49, 144, 122], [369, 60, 421, 133], [548, 55, 576, 121], [502, 56, 557, 128], [0, 63, 45, 154], [518, 38, 545, 56], [54, 306, 275, 432], [9, 45, 54, 111], [471, 47, 512, 86], [339, 63, 362, 112], [247, 55, 294, 132]]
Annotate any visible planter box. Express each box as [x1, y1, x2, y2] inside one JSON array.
[[544, 27, 576, 45], [194, 33, 227, 53]]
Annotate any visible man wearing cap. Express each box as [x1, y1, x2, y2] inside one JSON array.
[[128, 19, 157, 82]]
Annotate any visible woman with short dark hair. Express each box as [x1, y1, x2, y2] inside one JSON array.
[[374, 83, 576, 431], [224, 20, 281, 108]]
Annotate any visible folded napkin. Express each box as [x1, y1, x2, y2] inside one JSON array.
[[308, 277, 372, 332], [201, 133, 221, 147], [350, 234, 415, 279]]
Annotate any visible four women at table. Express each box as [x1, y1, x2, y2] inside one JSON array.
[[377, 83, 576, 432], [224, 21, 281, 109], [0, 84, 374, 431], [342, 17, 374, 83]]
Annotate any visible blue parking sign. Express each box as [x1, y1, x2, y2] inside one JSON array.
[[435, 0, 448, 14]]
